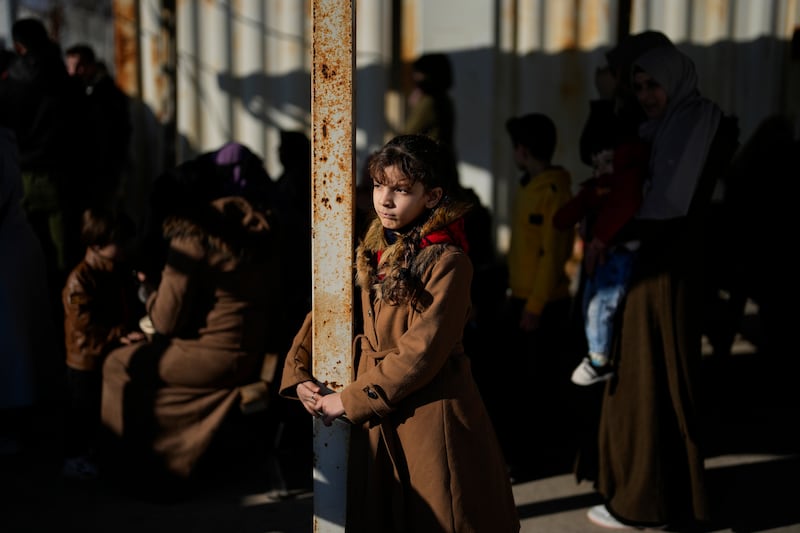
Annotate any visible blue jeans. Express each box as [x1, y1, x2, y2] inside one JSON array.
[[582, 248, 636, 358]]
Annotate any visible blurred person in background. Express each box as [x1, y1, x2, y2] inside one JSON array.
[[582, 43, 739, 531], [64, 43, 132, 212]]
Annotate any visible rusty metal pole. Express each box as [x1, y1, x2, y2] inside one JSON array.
[[311, 1, 355, 531]]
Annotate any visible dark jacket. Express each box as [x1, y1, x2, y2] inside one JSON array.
[[0, 41, 78, 175], [71, 71, 131, 205]]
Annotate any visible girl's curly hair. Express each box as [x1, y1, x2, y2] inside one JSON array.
[[367, 134, 453, 193]]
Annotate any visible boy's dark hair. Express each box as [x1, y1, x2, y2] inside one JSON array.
[[412, 53, 453, 93], [80, 207, 135, 248], [11, 18, 50, 52], [505, 113, 557, 162], [278, 130, 311, 167], [65, 43, 96, 64]]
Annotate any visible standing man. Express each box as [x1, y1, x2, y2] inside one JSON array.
[[1, 18, 78, 276], [64, 43, 131, 211]]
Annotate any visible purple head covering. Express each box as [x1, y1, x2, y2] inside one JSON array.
[[214, 142, 248, 191]]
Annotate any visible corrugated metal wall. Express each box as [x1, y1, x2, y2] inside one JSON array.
[[5, 0, 800, 244]]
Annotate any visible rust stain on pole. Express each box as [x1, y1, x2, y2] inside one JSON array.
[[311, 0, 354, 531], [111, 0, 139, 97], [311, 0, 355, 381]]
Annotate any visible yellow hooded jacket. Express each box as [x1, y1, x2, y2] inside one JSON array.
[[507, 166, 574, 315]]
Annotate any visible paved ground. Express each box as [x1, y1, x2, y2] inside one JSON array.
[[2, 323, 799, 532]]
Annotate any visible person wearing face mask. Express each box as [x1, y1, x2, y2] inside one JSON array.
[[581, 43, 740, 531]]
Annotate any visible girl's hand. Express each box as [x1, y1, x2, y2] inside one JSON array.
[[296, 380, 322, 417], [314, 392, 346, 427]]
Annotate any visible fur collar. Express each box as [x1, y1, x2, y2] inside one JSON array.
[[355, 200, 470, 308], [162, 196, 272, 266]]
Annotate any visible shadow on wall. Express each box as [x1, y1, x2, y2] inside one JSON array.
[[204, 37, 793, 208], [124, 35, 796, 250]]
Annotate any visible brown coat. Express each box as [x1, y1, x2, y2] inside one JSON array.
[[101, 196, 279, 477], [62, 247, 135, 372], [281, 207, 519, 533]]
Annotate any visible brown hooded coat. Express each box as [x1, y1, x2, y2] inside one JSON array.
[[101, 196, 279, 477], [280, 202, 519, 533]]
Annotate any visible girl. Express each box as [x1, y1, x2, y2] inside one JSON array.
[[280, 134, 520, 532]]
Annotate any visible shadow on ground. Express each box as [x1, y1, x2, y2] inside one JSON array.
[[1, 323, 797, 533]]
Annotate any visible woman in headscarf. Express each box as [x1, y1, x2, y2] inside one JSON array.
[[100, 194, 281, 490], [585, 45, 740, 530]]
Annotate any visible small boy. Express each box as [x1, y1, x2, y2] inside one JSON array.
[[61, 206, 144, 479], [504, 113, 575, 335], [500, 113, 575, 478], [554, 134, 648, 385]]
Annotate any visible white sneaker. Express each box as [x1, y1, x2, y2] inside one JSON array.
[[571, 357, 614, 386], [587, 505, 634, 529], [63, 455, 99, 480]]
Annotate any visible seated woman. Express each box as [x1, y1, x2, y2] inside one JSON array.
[[100, 195, 280, 488]]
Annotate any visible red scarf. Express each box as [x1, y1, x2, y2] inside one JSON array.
[[376, 217, 469, 266], [420, 217, 469, 253]]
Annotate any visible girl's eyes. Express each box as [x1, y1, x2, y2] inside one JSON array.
[[373, 183, 409, 194]]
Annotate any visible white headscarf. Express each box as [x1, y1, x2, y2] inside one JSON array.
[[635, 46, 721, 220]]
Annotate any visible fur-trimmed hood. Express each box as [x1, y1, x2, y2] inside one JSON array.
[[162, 195, 273, 269], [356, 199, 471, 307]]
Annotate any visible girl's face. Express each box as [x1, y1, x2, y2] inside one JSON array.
[[373, 165, 442, 230], [633, 71, 668, 119]]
